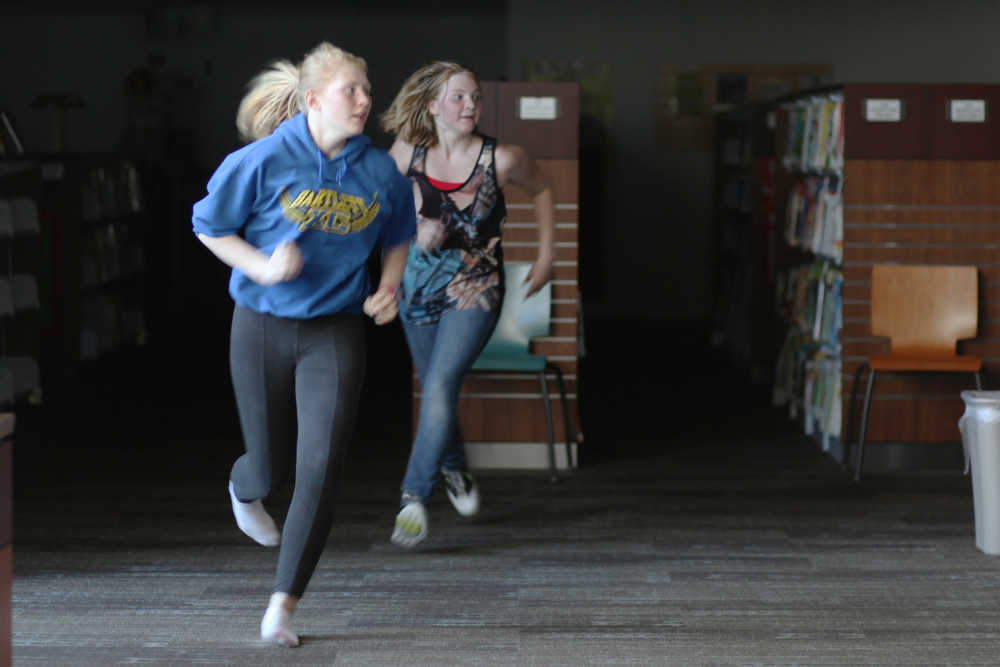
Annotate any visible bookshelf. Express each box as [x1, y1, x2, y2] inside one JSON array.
[[0, 154, 149, 417], [772, 89, 845, 455], [0, 163, 43, 408], [772, 83, 1000, 464], [710, 102, 777, 383]]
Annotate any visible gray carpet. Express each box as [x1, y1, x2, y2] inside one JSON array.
[[10, 406, 1000, 666]]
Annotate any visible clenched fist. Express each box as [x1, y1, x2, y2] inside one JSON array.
[[363, 285, 399, 325]]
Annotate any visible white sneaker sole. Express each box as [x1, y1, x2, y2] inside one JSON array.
[[391, 502, 428, 547], [446, 485, 481, 517]]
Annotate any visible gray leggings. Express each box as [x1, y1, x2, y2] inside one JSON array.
[[228, 305, 365, 597]]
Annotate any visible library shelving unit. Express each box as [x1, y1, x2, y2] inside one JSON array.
[[69, 156, 148, 366], [0, 161, 44, 409], [0, 154, 149, 416], [772, 88, 845, 456], [0, 159, 43, 663], [710, 102, 777, 383], [773, 83, 1000, 465]]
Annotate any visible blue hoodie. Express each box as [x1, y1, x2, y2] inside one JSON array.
[[192, 113, 415, 319]]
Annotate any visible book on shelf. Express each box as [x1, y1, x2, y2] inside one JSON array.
[[0, 112, 24, 156], [772, 258, 842, 439], [802, 353, 841, 439], [784, 175, 843, 262], [782, 94, 844, 172]]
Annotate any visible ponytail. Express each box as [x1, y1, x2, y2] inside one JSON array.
[[235, 59, 300, 143]]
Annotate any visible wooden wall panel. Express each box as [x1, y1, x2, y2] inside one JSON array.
[[503, 247, 577, 264], [477, 81, 499, 139], [841, 368, 977, 395], [843, 84, 928, 159], [552, 302, 577, 319], [841, 159, 1000, 445], [460, 376, 579, 395], [845, 397, 967, 443], [494, 83, 579, 160], [0, 414, 11, 667], [0, 441, 8, 551], [411, 395, 578, 443], [844, 161, 1000, 206], [838, 208, 1000, 224], [845, 246, 1000, 265], [840, 83, 1000, 161], [927, 84, 1000, 160], [0, 545, 8, 667], [458, 397, 577, 443], [504, 226, 578, 244], [846, 226, 1000, 245], [507, 207, 578, 224], [505, 159, 579, 204]]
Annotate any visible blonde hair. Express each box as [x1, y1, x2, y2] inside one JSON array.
[[379, 61, 479, 147], [235, 42, 368, 143]]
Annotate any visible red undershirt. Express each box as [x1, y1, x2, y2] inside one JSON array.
[[425, 175, 463, 191]]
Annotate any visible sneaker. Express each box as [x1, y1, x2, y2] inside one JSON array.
[[391, 493, 428, 547], [442, 468, 480, 517]]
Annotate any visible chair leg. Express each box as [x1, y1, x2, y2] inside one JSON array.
[[975, 370, 984, 390], [546, 362, 573, 470], [854, 368, 877, 482], [538, 370, 558, 483], [845, 362, 868, 471]]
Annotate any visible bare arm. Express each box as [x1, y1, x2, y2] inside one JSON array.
[[379, 241, 409, 291], [495, 144, 555, 297], [197, 233, 302, 285], [388, 139, 414, 175], [364, 140, 417, 325]]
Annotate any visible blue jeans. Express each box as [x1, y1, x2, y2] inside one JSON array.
[[400, 307, 500, 503]]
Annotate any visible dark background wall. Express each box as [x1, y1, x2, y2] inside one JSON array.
[[4, 1, 1000, 328], [506, 0, 1000, 324], [1, 2, 507, 335], [2, 1, 1000, 458]]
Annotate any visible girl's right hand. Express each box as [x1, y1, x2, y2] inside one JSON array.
[[258, 241, 303, 285], [363, 285, 399, 325]]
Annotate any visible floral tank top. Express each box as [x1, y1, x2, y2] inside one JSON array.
[[399, 136, 506, 325]]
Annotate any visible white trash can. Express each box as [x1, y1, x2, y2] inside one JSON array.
[[959, 391, 1000, 555]]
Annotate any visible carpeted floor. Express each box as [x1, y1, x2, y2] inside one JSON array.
[[9, 323, 1000, 665]]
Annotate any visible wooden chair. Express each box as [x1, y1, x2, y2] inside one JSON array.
[[469, 262, 572, 482], [846, 264, 984, 481]]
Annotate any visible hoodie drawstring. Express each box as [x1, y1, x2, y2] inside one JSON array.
[[315, 148, 349, 187]]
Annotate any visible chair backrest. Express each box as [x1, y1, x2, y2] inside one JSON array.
[[479, 261, 552, 357], [870, 263, 978, 356]]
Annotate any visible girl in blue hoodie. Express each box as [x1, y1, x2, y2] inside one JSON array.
[[192, 42, 414, 647]]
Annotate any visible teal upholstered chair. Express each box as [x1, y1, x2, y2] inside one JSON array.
[[470, 261, 573, 482]]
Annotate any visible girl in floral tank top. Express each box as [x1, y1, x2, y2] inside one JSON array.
[[400, 135, 507, 324], [381, 61, 554, 548]]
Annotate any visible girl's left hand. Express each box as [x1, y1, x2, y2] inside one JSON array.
[[363, 285, 399, 325], [523, 252, 554, 298]]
